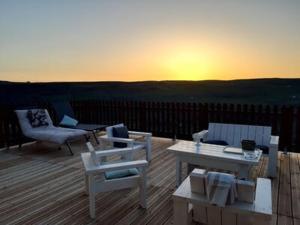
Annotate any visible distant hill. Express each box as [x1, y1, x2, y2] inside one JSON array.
[[1, 78, 300, 105]]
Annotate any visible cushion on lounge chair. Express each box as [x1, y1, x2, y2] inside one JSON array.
[[203, 140, 229, 146], [60, 115, 78, 128], [104, 168, 139, 180], [27, 109, 49, 128], [112, 126, 129, 148]]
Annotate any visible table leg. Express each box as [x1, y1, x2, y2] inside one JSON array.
[[238, 165, 250, 179], [176, 157, 182, 187]]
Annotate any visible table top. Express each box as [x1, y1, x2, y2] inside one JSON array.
[[167, 140, 262, 165]]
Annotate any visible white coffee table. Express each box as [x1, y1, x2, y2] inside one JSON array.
[[167, 140, 262, 186]]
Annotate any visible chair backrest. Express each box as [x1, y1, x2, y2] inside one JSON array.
[[207, 123, 271, 147], [106, 123, 124, 138], [51, 101, 75, 123], [15, 109, 54, 135]]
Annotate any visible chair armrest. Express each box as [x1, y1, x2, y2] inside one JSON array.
[[99, 135, 135, 144], [86, 159, 148, 174], [94, 147, 140, 157], [270, 135, 279, 146], [254, 178, 272, 216], [128, 131, 152, 137], [192, 130, 208, 141]]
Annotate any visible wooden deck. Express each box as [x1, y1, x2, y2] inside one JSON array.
[[0, 137, 299, 225]]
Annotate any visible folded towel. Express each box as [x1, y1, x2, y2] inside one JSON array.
[[206, 172, 237, 207]]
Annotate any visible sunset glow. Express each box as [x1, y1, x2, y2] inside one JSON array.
[[0, 1, 299, 82]]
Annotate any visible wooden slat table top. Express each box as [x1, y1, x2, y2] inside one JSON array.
[[167, 140, 262, 165]]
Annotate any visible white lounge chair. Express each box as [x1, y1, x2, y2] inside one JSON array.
[[99, 123, 152, 161], [15, 109, 88, 155], [81, 142, 148, 218]]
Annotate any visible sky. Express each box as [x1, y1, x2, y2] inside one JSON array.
[[0, 0, 299, 82]]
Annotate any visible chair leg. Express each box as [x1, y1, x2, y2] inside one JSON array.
[[88, 175, 96, 218], [139, 167, 147, 208], [92, 131, 99, 144], [146, 137, 152, 161], [66, 142, 74, 155]]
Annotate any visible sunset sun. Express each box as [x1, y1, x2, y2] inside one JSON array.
[[163, 51, 212, 80]]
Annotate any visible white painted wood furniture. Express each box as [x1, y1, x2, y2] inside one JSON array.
[[99, 123, 152, 161], [167, 141, 262, 186], [173, 170, 272, 225], [193, 123, 279, 177], [81, 142, 148, 218]]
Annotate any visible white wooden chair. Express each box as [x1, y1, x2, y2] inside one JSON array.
[[173, 169, 272, 225], [193, 123, 279, 177], [99, 123, 152, 161], [81, 142, 148, 218]]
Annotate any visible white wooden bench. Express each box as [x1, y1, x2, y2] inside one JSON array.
[[173, 169, 272, 225], [193, 123, 279, 177]]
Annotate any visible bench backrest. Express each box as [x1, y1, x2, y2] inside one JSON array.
[[207, 123, 271, 147]]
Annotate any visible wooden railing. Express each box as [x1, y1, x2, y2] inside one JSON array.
[[1, 100, 299, 152]]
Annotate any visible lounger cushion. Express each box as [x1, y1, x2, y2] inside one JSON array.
[[105, 168, 139, 180], [27, 109, 49, 128], [203, 140, 229, 146], [60, 115, 78, 128], [112, 126, 129, 148]]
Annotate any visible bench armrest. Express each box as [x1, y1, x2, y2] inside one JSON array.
[[254, 178, 272, 216], [128, 131, 152, 137], [270, 135, 279, 146], [192, 130, 208, 142]]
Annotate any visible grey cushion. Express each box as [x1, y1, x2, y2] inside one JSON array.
[[203, 140, 229, 146], [256, 145, 269, 154], [105, 168, 139, 180]]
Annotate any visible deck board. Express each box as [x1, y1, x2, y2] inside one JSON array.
[[0, 137, 298, 225]]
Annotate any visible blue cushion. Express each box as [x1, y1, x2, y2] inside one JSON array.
[[203, 140, 229, 146], [112, 126, 129, 148], [256, 145, 269, 154], [104, 168, 139, 180], [59, 115, 78, 128]]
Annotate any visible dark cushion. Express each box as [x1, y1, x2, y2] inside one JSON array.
[[27, 109, 49, 128], [203, 140, 229, 146], [104, 168, 139, 180], [112, 126, 129, 148], [256, 145, 269, 154]]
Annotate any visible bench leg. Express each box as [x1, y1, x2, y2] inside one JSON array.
[[173, 198, 189, 225]]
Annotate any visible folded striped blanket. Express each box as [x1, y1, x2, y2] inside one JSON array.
[[206, 172, 237, 207]]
